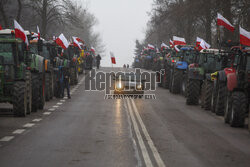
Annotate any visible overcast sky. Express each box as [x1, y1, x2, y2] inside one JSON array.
[[86, 0, 152, 67]]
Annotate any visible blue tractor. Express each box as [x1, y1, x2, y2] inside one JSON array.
[[169, 46, 197, 94]]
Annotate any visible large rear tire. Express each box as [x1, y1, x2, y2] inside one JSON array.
[[170, 69, 181, 94], [215, 82, 226, 116], [25, 71, 32, 115], [186, 79, 200, 105], [203, 80, 213, 110], [31, 74, 39, 112], [45, 73, 50, 101], [49, 72, 54, 99], [13, 81, 27, 117], [164, 66, 171, 89], [38, 74, 45, 109], [229, 91, 248, 127]]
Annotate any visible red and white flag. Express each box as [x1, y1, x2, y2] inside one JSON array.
[[169, 39, 174, 47], [217, 13, 235, 32], [161, 43, 169, 50], [174, 45, 180, 52], [196, 37, 203, 47], [240, 26, 250, 46], [72, 36, 82, 50], [91, 47, 95, 55], [110, 52, 116, 64], [147, 44, 155, 50], [198, 40, 211, 51], [14, 20, 29, 46], [173, 36, 186, 45], [0, 25, 2, 30], [37, 26, 40, 39], [55, 33, 69, 49], [76, 37, 84, 44]]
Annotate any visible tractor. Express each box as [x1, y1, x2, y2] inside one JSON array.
[[67, 45, 79, 85], [169, 46, 197, 94], [186, 49, 226, 105], [158, 48, 172, 88], [224, 47, 250, 127], [0, 29, 45, 112], [0, 38, 32, 116], [30, 39, 54, 101]]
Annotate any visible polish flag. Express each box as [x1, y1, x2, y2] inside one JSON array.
[[76, 37, 84, 44], [0, 25, 2, 30], [173, 36, 186, 45], [161, 43, 169, 50], [91, 47, 95, 54], [147, 44, 155, 50], [174, 45, 180, 52], [55, 33, 69, 49], [198, 40, 211, 51], [217, 13, 235, 32], [37, 26, 40, 39], [240, 26, 250, 46], [196, 37, 203, 47], [72, 36, 82, 49], [169, 39, 174, 47], [14, 20, 29, 46], [110, 52, 116, 64]]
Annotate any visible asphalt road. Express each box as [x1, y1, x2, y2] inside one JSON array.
[[0, 67, 250, 167]]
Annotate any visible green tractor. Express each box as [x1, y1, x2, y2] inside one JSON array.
[[30, 39, 55, 101], [67, 45, 79, 85], [185, 49, 225, 105], [0, 29, 45, 113], [0, 38, 32, 116]]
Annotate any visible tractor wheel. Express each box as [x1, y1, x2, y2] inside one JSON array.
[[186, 79, 200, 105], [31, 74, 39, 112], [170, 69, 181, 94], [211, 81, 217, 113], [224, 92, 232, 124], [49, 72, 54, 99], [13, 81, 27, 117], [181, 75, 187, 97], [45, 73, 50, 101], [203, 80, 213, 110], [25, 71, 32, 115], [215, 82, 226, 116], [165, 67, 171, 89], [38, 74, 45, 109], [229, 91, 248, 127], [200, 82, 205, 108]]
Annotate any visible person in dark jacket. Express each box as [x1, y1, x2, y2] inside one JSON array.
[[62, 67, 71, 99], [96, 54, 101, 69]]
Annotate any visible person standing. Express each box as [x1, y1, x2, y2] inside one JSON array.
[[96, 54, 101, 69], [63, 67, 71, 99]]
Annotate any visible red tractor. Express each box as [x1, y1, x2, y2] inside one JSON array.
[[224, 47, 250, 127]]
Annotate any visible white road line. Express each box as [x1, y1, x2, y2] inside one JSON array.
[[23, 123, 35, 128], [60, 100, 65, 102], [57, 102, 63, 105], [63, 97, 67, 99], [32, 118, 42, 122], [0, 136, 14, 142], [126, 99, 153, 167], [48, 108, 55, 111], [124, 102, 142, 167], [131, 99, 166, 167], [12, 129, 26, 134], [43, 112, 51, 115], [53, 105, 59, 108]]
